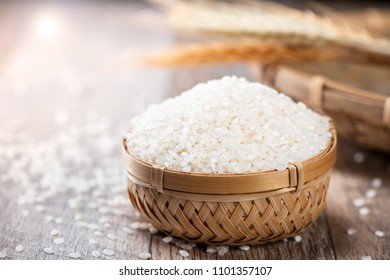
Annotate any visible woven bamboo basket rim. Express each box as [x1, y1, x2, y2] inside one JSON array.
[[256, 64, 390, 128], [122, 120, 337, 202]]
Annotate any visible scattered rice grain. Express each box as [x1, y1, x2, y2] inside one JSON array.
[[138, 252, 151, 259], [0, 250, 6, 259], [239, 245, 250, 251], [162, 236, 173, 243], [103, 249, 115, 256], [371, 178, 382, 188], [89, 239, 97, 245], [180, 244, 193, 251], [130, 222, 140, 229], [206, 248, 217, 254], [347, 228, 357, 235], [94, 231, 103, 237], [91, 250, 100, 258], [107, 233, 117, 241], [15, 245, 24, 253], [0, 250, 7, 259], [365, 189, 376, 199], [43, 248, 54, 255], [54, 238, 64, 245], [353, 152, 365, 163], [179, 250, 190, 257], [69, 252, 81, 259], [359, 207, 370, 216], [87, 223, 98, 230], [374, 230, 384, 238], [294, 235, 302, 242], [353, 198, 365, 208], [51, 229, 60, 236], [216, 245, 229, 256], [122, 227, 134, 234], [54, 217, 63, 224]]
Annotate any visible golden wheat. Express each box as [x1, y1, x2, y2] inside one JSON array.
[[156, 0, 390, 59], [144, 40, 390, 67]]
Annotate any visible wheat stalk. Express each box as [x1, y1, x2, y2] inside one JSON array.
[[157, 0, 390, 58], [144, 40, 390, 67]]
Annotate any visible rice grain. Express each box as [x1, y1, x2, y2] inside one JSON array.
[[0, 250, 6, 259], [103, 249, 115, 256], [54, 238, 64, 245], [43, 248, 54, 255], [91, 250, 100, 258], [179, 250, 190, 257], [15, 245, 24, 253], [138, 252, 151, 259], [375, 230, 384, 238], [69, 252, 81, 259]]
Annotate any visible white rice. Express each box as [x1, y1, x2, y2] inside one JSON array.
[[216, 245, 229, 256], [353, 198, 365, 208], [239, 245, 250, 251], [15, 245, 24, 253], [359, 207, 370, 216], [125, 76, 330, 173], [365, 189, 376, 199], [91, 250, 101, 258], [43, 248, 54, 255], [371, 178, 382, 188], [353, 152, 365, 163], [374, 230, 384, 238], [0, 251, 6, 259], [294, 235, 302, 243], [179, 250, 190, 257], [102, 249, 115, 256], [107, 233, 117, 241], [206, 247, 217, 254], [53, 238, 64, 245], [162, 236, 173, 243], [69, 252, 81, 259], [138, 252, 151, 259], [89, 239, 98, 245]]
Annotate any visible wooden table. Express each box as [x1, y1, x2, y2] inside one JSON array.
[[0, 1, 389, 260]]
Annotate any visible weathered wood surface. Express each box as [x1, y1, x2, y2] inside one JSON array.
[[0, 1, 389, 260]]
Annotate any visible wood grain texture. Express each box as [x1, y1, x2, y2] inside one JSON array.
[[326, 140, 390, 260], [0, 0, 389, 261]]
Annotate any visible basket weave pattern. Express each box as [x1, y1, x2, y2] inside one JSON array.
[[123, 122, 336, 245], [127, 171, 331, 245]]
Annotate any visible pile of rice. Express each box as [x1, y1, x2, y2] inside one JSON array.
[[125, 76, 331, 173]]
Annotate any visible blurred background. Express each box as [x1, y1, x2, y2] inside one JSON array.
[[0, 0, 389, 260], [1, 0, 389, 137]]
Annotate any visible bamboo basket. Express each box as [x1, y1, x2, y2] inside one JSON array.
[[255, 64, 390, 153], [121, 121, 337, 245]]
